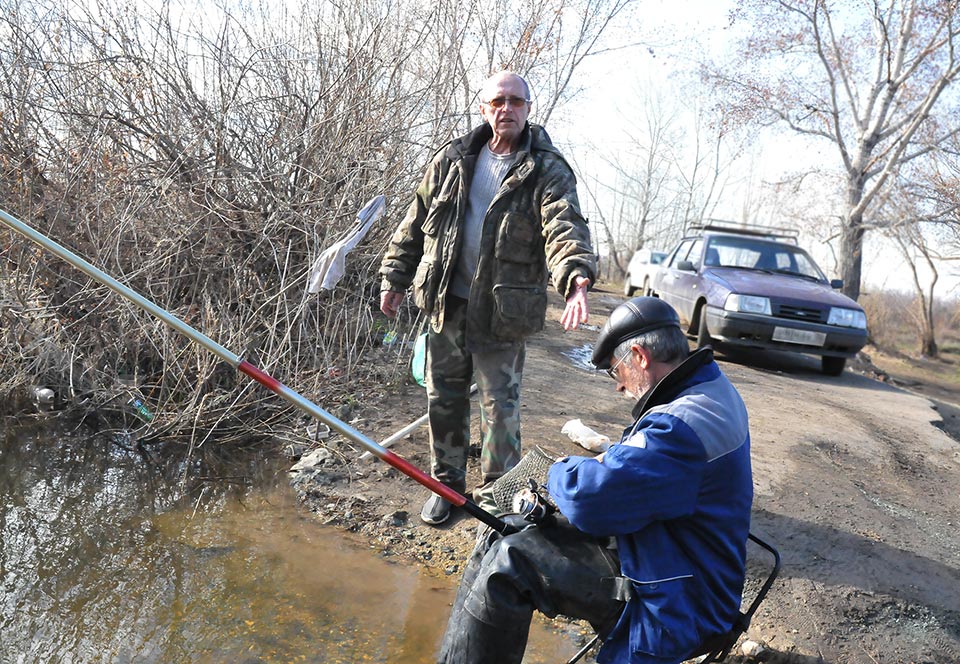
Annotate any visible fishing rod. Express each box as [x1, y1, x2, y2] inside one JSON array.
[[0, 208, 509, 534]]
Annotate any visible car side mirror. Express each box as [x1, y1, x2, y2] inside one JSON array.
[[677, 260, 695, 272], [830, 279, 843, 289]]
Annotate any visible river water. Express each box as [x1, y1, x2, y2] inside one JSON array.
[[0, 417, 579, 663]]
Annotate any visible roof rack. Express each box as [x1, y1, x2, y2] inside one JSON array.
[[685, 219, 800, 242]]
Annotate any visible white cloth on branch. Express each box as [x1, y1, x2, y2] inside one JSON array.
[[307, 195, 386, 293]]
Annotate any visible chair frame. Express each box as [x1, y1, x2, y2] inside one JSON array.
[[566, 532, 782, 664]]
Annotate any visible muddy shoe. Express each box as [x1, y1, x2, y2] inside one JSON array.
[[420, 493, 453, 525]]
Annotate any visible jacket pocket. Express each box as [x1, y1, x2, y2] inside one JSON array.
[[412, 261, 437, 313], [627, 577, 701, 659], [422, 167, 461, 236], [491, 284, 546, 339], [421, 199, 448, 237], [494, 212, 541, 263]]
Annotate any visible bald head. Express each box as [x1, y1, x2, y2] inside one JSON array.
[[481, 71, 530, 102]]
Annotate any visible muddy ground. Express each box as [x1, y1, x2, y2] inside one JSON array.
[[291, 285, 960, 664]]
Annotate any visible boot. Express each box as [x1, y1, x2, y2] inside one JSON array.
[[437, 604, 532, 664]]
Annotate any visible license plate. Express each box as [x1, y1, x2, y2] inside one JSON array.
[[772, 326, 826, 346]]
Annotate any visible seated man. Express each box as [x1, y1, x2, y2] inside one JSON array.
[[437, 296, 753, 664]]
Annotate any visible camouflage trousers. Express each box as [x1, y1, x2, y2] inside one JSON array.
[[426, 297, 525, 493]]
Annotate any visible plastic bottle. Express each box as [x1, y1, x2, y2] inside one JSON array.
[[129, 397, 154, 422]]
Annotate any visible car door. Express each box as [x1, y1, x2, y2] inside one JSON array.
[[654, 238, 701, 324], [653, 240, 691, 299]]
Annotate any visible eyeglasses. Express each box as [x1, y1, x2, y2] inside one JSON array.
[[606, 352, 629, 380], [484, 96, 530, 109]]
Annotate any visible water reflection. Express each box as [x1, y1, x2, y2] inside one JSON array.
[[561, 343, 596, 372], [0, 419, 578, 663]]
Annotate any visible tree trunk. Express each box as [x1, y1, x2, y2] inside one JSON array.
[[840, 171, 867, 301], [920, 274, 939, 358], [840, 212, 865, 301], [921, 328, 939, 357]]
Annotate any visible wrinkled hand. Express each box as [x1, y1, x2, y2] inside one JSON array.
[[380, 290, 404, 318], [561, 276, 591, 330]]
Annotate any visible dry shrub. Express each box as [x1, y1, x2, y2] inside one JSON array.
[[0, 0, 468, 446], [860, 289, 960, 356], [0, 0, 633, 449]]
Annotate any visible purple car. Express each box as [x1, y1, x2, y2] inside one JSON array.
[[650, 224, 868, 376]]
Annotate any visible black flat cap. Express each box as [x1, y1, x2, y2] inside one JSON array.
[[592, 296, 681, 369]]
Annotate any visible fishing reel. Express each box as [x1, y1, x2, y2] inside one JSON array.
[[512, 478, 557, 525]]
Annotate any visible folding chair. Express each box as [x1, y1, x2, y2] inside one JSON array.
[[567, 532, 781, 664]]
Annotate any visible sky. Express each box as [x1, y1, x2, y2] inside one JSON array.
[[545, 0, 960, 299]]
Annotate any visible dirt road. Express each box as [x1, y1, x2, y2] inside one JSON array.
[[294, 286, 960, 663]]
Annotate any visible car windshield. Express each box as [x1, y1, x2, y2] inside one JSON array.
[[703, 236, 827, 281], [651, 252, 666, 264]]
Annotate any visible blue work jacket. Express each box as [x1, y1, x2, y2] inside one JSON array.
[[547, 349, 753, 663]]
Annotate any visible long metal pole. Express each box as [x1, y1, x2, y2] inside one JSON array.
[[358, 383, 476, 461], [0, 208, 508, 533]]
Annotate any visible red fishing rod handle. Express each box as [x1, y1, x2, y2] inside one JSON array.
[[237, 361, 511, 534], [381, 451, 511, 533]]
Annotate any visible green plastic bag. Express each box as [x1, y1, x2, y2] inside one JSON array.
[[410, 332, 427, 387]]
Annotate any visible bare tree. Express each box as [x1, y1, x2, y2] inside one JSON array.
[[870, 147, 960, 356], [889, 222, 942, 356], [574, 84, 679, 278], [671, 98, 738, 229], [708, 0, 960, 301], [575, 82, 740, 281], [472, 0, 636, 122]]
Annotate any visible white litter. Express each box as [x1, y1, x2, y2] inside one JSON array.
[[561, 418, 610, 453], [307, 195, 386, 293]]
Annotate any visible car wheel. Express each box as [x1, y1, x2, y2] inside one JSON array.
[[696, 306, 712, 348], [822, 356, 846, 376], [641, 277, 651, 297], [623, 277, 634, 296]]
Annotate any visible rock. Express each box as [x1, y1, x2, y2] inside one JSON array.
[[742, 639, 770, 660], [378, 511, 408, 528], [289, 447, 333, 472]]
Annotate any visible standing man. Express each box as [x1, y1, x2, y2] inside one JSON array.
[[379, 71, 596, 525], [436, 296, 754, 663]]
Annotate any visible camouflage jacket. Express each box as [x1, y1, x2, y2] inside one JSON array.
[[379, 122, 596, 351]]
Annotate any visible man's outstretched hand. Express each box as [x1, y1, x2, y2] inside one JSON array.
[[561, 276, 591, 331]]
